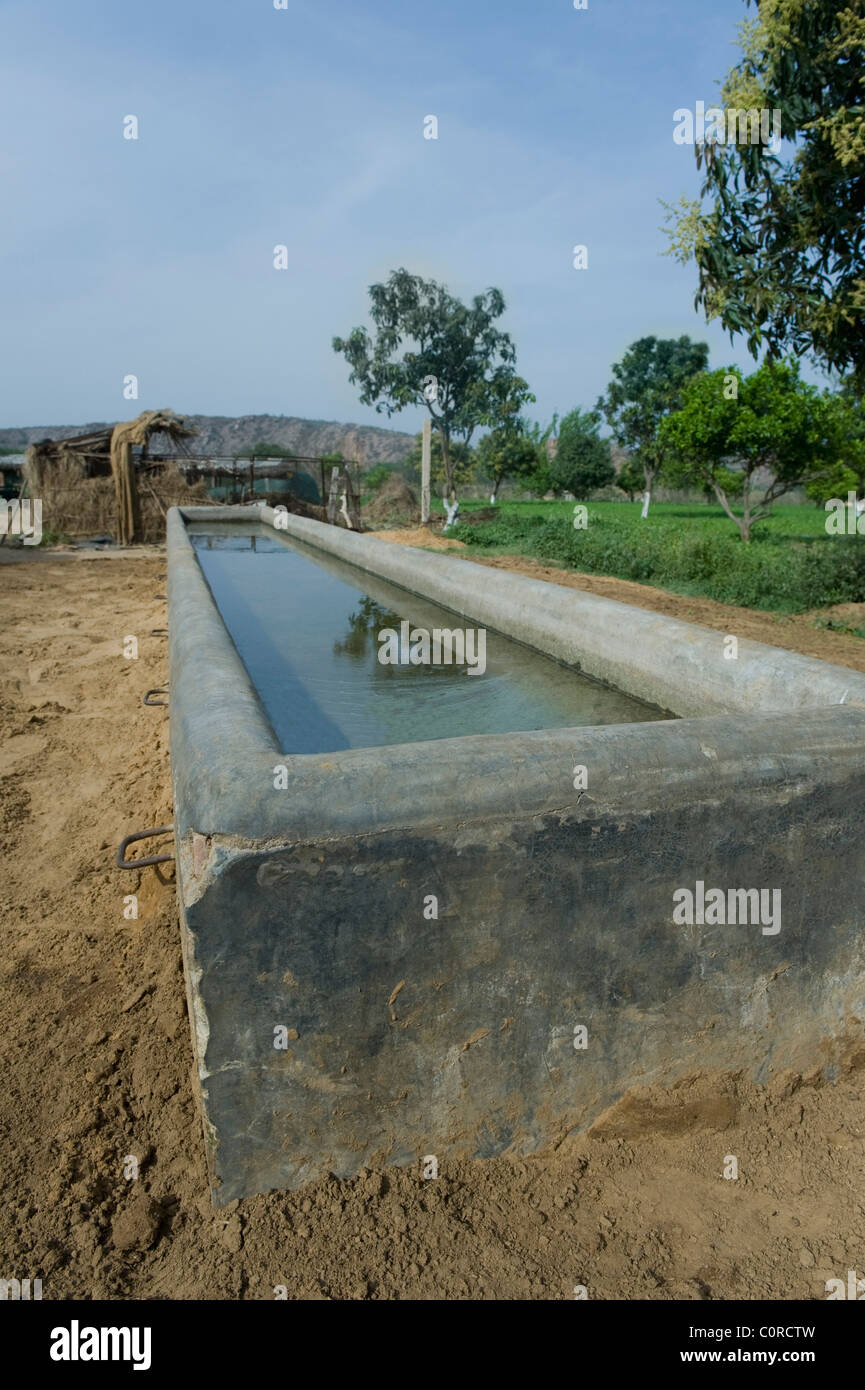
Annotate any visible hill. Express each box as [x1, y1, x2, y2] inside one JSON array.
[[0, 413, 416, 466]]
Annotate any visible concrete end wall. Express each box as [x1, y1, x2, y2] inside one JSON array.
[[185, 709, 865, 1205], [167, 508, 865, 1204]]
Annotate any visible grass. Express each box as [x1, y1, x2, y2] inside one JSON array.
[[435, 498, 865, 615], [813, 615, 865, 640], [437, 496, 833, 538]]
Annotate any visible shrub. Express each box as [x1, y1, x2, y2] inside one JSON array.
[[454, 513, 865, 612]]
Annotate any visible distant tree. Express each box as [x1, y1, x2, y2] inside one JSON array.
[[804, 386, 865, 505], [406, 432, 475, 492], [662, 0, 865, 388], [333, 268, 533, 497], [597, 335, 709, 516], [660, 359, 840, 540], [474, 422, 541, 501], [250, 440, 295, 459], [363, 464, 394, 494], [512, 416, 559, 495], [614, 452, 646, 502], [318, 450, 347, 490], [548, 408, 615, 498]]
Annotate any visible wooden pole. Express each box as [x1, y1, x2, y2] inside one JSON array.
[[327, 467, 341, 524], [421, 417, 431, 526], [348, 462, 362, 531], [145, 480, 167, 519], [110, 435, 141, 546]]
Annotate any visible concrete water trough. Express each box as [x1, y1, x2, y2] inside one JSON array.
[[168, 503, 865, 1204]]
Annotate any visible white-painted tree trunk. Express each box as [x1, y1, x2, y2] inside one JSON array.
[[641, 489, 651, 519], [338, 490, 354, 530], [420, 418, 431, 525]]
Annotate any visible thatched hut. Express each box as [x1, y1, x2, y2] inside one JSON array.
[[25, 409, 204, 544]]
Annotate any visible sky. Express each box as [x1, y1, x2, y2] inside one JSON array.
[[0, 0, 793, 435]]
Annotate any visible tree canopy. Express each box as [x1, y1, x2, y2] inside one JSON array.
[[474, 422, 542, 500], [804, 386, 865, 504], [548, 408, 614, 499], [663, 0, 865, 386], [234, 440, 296, 462], [405, 431, 476, 492], [596, 335, 709, 513], [614, 452, 647, 502], [333, 268, 533, 496], [660, 358, 840, 539]]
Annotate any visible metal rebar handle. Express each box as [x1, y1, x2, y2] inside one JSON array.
[[116, 826, 174, 869]]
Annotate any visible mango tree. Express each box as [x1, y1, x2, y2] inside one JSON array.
[[333, 268, 533, 498], [547, 408, 614, 499], [597, 335, 709, 517], [474, 422, 540, 502], [663, 0, 865, 388], [660, 359, 839, 540]]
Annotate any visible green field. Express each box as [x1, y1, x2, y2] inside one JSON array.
[[438, 497, 832, 535], [427, 499, 865, 616]]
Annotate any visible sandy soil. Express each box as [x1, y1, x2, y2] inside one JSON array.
[[1, 545, 863, 1301]]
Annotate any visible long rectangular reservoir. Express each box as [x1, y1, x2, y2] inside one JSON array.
[[169, 504, 865, 1205], [188, 520, 668, 752]]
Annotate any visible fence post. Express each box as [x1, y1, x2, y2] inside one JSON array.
[[327, 467, 341, 524]]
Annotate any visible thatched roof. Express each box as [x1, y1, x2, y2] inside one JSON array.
[[109, 408, 197, 453], [24, 428, 112, 489], [25, 409, 197, 491]]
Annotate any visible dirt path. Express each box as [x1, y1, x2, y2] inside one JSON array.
[[1, 547, 863, 1301]]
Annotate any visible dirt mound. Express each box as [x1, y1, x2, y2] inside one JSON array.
[[363, 475, 420, 526], [372, 527, 465, 552]]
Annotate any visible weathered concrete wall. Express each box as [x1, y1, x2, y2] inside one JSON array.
[[168, 507, 865, 1204]]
